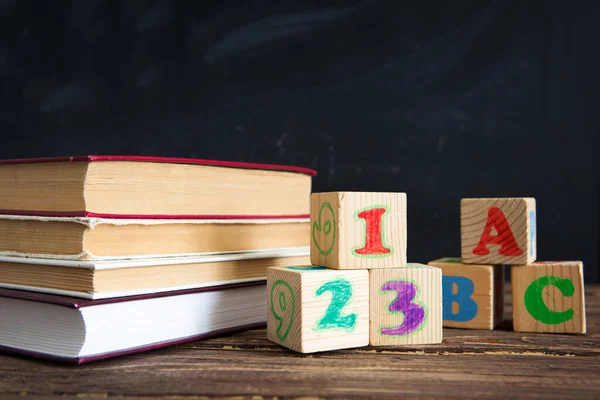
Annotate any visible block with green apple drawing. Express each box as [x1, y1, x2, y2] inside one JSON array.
[[310, 192, 407, 270]]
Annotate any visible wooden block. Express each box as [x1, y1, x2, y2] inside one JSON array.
[[461, 197, 536, 265], [428, 257, 504, 329], [511, 261, 586, 334], [369, 264, 442, 345], [310, 192, 406, 270], [266, 265, 369, 353]]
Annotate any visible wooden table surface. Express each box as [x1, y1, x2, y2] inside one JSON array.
[[1, 285, 599, 400]]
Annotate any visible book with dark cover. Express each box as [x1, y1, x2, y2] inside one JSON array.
[[0, 282, 266, 364]]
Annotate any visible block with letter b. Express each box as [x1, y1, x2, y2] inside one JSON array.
[[511, 261, 586, 334], [310, 192, 407, 270], [428, 258, 504, 330], [267, 266, 369, 353], [369, 264, 442, 345], [461, 197, 536, 265]]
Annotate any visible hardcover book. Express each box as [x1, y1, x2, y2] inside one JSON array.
[[0, 215, 309, 259], [0, 282, 266, 363], [0, 248, 309, 299], [0, 155, 316, 218]]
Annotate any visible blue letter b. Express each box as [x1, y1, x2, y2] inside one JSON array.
[[442, 276, 478, 322]]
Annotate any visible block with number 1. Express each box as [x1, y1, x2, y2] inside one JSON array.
[[310, 192, 407, 270]]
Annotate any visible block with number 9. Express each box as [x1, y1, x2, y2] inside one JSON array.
[[369, 264, 442, 345], [267, 266, 369, 353], [310, 192, 407, 270]]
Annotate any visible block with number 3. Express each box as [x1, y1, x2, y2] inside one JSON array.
[[310, 192, 407, 270], [267, 266, 369, 353], [369, 264, 442, 345]]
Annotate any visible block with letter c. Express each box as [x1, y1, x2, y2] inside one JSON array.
[[511, 261, 585, 334]]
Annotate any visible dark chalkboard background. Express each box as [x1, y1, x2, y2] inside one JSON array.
[[1, 1, 598, 281]]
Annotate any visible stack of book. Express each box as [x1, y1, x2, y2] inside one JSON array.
[[0, 155, 315, 363]]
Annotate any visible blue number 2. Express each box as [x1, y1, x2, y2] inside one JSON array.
[[314, 278, 357, 331]]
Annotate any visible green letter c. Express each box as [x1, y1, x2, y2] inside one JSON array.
[[524, 276, 574, 324]]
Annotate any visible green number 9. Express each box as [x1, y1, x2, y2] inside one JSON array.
[[270, 280, 296, 341]]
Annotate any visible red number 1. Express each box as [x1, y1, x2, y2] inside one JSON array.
[[354, 207, 391, 256]]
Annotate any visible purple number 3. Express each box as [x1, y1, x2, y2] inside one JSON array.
[[380, 281, 426, 336]]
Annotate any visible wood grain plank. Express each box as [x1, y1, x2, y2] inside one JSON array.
[[0, 284, 599, 400]]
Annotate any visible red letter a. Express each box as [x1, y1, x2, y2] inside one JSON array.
[[472, 207, 523, 256]]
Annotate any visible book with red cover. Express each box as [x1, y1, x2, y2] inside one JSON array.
[[0, 155, 316, 219], [0, 282, 266, 364]]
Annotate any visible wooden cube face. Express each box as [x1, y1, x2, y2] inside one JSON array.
[[369, 264, 442, 346], [461, 198, 536, 265], [428, 258, 504, 330], [267, 266, 369, 353], [511, 261, 586, 334], [310, 192, 407, 270]]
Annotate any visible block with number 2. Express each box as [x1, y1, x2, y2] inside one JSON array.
[[267, 266, 369, 353], [310, 192, 407, 270], [369, 264, 442, 345]]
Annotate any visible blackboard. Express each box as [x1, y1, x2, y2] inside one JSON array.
[[1, 1, 598, 281]]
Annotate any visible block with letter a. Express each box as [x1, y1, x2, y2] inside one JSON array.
[[511, 261, 586, 334], [310, 192, 407, 270], [460, 197, 536, 265]]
